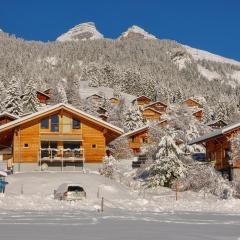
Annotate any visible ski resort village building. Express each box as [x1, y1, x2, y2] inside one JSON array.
[[132, 95, 152, 107], [0, 104, 123, 171], [189, 122, 240, 181]]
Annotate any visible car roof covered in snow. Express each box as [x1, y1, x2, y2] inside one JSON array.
[[56, 183, 84, 192]]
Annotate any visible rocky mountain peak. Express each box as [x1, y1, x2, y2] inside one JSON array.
[[119, 25, 157, 40], [56, 22, 104, 42]]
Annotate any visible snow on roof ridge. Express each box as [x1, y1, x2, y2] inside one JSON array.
[[0, 103, 124, 134], [144, 107, 163, 115], [145, 100, 168, 108], [122, 125, 149, 138], [206, 119, 227, 126]]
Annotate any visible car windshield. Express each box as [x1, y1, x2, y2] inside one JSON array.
[[68, 186, 84, 192]]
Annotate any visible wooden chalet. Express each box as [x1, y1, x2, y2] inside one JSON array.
[[0, 112, 18, 126], [109, 97, 120, 106], [86, 94, 104, 105], [145, 101, 167, 113], [143, 107, 162, 121], [123, 126, 149, 154], [183, 98, 202, 108], [36, 91, 51, 105], [189, 122, 240, 181], [132, 95, 152, 107], [43, 88, 52, 96], [207, 119, 227, 129], [123, 120, 168, 155], [0, 104, 123, 170], [192, 109, 203, 121]]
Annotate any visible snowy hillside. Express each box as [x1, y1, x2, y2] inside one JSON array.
[[56, 22, 104, 42], [119, 25, 157, 40]]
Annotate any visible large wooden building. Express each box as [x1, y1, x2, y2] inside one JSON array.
[[189, 122, 240, 181], [0, 104, 123, 170]]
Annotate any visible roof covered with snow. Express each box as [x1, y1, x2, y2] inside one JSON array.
[[0, 112, 18, 120], [122, 125, 149, 138], [189, 120, 240, 145], [0, 103, 124, 134]]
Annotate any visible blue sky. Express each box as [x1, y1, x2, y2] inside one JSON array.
[[1, 0, 239, 61]]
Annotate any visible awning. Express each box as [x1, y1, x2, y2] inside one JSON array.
[[40, 135, 83, 141]]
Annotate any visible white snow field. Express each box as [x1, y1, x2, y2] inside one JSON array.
[[1, 171, 240, 239]]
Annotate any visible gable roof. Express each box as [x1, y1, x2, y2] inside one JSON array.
[[122, 125, 149, 138], [143, 107, 162, 115], [109, 97, 119, 100], [36, 91, 51, 99], [207, 119, 227, 126], [86, 94, 104, 99], [182, 98, 202, 107], [189, 120, 240, 145], [145, 101, 167, 108], [0, 112, 18, 120], [132, 95, 151, 103], [0, 103, 123, 135]]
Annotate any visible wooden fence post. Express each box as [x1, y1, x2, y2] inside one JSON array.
[[176, 180, 179, 201], [101, 197, 104, 212]]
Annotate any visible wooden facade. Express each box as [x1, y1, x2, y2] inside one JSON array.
[[192, 109, 203, 121], [183, 98, 202, 108], [125, 120, 168, 155], [36, 91, 51, 105], [132, 96, 152, 107], [0, 104, 123, 167], [189, 124, 240, 180], [145, 101, 167, 113], [143, 108, 162, 121]]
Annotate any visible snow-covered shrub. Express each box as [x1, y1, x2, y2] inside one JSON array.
[[182, 162, 234, 198], [147, 156, 186, 188], [99, 155, 117, 178]]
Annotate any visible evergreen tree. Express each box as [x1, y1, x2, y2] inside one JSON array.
[[22, 79, 39, 113], [3, 76, 23, 116], [123, 103, 145, 131]]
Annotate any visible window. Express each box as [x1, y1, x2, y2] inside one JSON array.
[[131, 136, 135, 143], [41, 117, 49, 129], [51, 114, 59, 132], [92, 144, 97, 149], [142, 137, 148, 144], [24, 143, 29, 148], [72, 119, 81, 129]]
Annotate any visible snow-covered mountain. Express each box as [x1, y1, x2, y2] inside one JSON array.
[[56, 22, 104, 42], [119, 25, 157, 40]]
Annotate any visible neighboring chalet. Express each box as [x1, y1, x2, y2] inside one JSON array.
[[192, 109, 203, 121], [207, 119, 227, 129], [109, 97, 120, 106], [145, 101, 167, 113], [189, 122, 240, 181], [123, 126, 149, 155], [36, 91, 51, 105], [0, 104, 123, 171], [124, 120, 168, 155], [143, 107, 162, 121], [0, 112, 18, 126], [182, 98, 203, 108], [132, 95, 152, 107], [86, 94, 104, 105]]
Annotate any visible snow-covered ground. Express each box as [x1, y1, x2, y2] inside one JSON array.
[[1, 168, 240, 213], [1, 169, 240, 239]]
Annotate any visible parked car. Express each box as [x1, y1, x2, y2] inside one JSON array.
[[132, 154, 147, 168], [54, 183, 86, 200]]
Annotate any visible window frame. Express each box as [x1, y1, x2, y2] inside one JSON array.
[[72, 118, 81, 129], [40, 117, 49, 129], [50, 114, 59, 132]]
